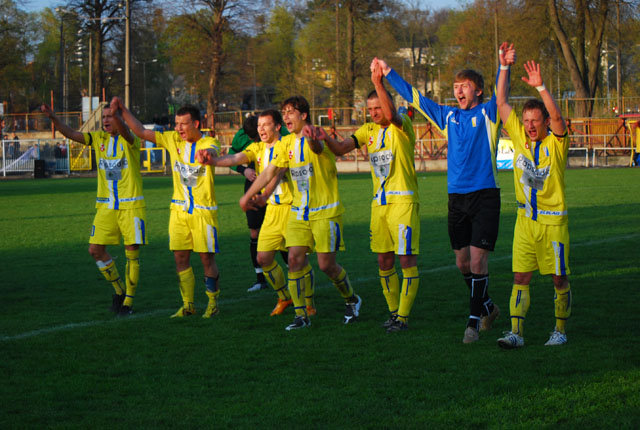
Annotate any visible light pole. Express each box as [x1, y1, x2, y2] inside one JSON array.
[[55, 8, 70, 113], [602, 46, 619, 113], [135, 58, 157, 119], [124, 0, 130, 109]]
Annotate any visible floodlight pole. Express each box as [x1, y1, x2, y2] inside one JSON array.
[[88, 36, 92, 105], [124, 0, 131, 109]]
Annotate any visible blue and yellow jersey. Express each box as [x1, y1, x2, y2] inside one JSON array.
[[83, 131, 144, 210], [505, 110, 569, 225], [272, 133, 344, 221], [243, 139, 293, 206], [353, 113, 418, 206], [385, 68, 503, 194], [155, 131, 220, 216]]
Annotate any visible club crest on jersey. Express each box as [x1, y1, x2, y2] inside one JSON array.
[[368, 136, 374, 146], [289, 150, 293, 159], [525, 142, 529, 149], [472, 117, 477, 127], [177, 148, 181, 155], [100, 144, 105, 152]]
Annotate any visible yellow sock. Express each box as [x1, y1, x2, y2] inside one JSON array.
[[397, 266, 419, 323], [206, 289, 220, 304], [379, 267, 399, 315], [263, 261, 290, 300], [177, 267, 195, 311], [288, 269, 307, 317], [554, 283, 571, 333], [98, 259, 125, 295], [303, 263, 314, 307], [123, 249, 140, 307], [510, 284, 530, 335], [331, 268, 355, 301]]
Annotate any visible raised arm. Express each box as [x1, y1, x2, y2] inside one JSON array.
[[40, 104, 84, 143], [496, 42, 516, 124], [521, 60, 566, 135], [111, 97, 156, 143], [239, 163, 283, 212], [375, 57, 447, 132], [371, 59, 402, 128], [110, 109, 136, 145]]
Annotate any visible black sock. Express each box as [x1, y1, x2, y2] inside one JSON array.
[[250, 238, 265, 283], [463, 272, 473, 289], [468, 273, 488, 328]]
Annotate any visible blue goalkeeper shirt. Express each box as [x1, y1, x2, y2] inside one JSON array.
[[385, 68, 502, 194]]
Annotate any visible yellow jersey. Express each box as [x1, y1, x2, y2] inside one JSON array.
[[243, 138, 293, 206], [272, 133, 344, 220], [83, 131, 144, 210], [353, 113, 418, 206], [505, 110, 569, 225], [155, 131, 220, 216]]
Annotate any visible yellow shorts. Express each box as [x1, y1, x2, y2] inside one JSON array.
[[512, 214, 570, 276], [90, 207, 147, 246], [169, 209, 219, 253], [257, 204, 289, 252], [370, 203, 420, 255], [286, 213, 345, 253]]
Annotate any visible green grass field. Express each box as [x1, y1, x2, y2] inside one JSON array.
[[1, 168, 639, 428]]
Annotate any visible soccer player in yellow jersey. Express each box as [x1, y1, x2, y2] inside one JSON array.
[[111, 97, 222, 319], [198, 109, 311, 317], [40, 103, 145, 316], [239, 96, 361, 331], [631, 120, 640, 166], [495, 43, 572, 348], [311, 60, 420, 333]]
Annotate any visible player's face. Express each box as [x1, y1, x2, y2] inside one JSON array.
[[102, 108, 114, 134], [453, 79, 481, 110], [281, 104, 307, 134], [522, 108, 550, 141], [367, 96, 390, 126], [257, 115, 280, 144], [174, 113, 200, 142]]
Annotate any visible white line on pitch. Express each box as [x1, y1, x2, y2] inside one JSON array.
[[2, 233, 637, 342]]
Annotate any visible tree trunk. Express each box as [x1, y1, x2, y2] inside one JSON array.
[[548, 0, 609, 117], [207, 53, 221, 129]]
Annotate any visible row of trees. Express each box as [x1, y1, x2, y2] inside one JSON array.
[[1, 0, 639, 125]]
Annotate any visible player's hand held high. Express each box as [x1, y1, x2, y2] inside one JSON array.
[[521, 60, 543, 88], [498, 42, 516, 67], [371, 57, 391, 76], [110, 96, 123, 113], [370, 59, 384, 85]]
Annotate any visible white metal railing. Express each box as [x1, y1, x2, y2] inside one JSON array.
[[1, 139, 70, 177]]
